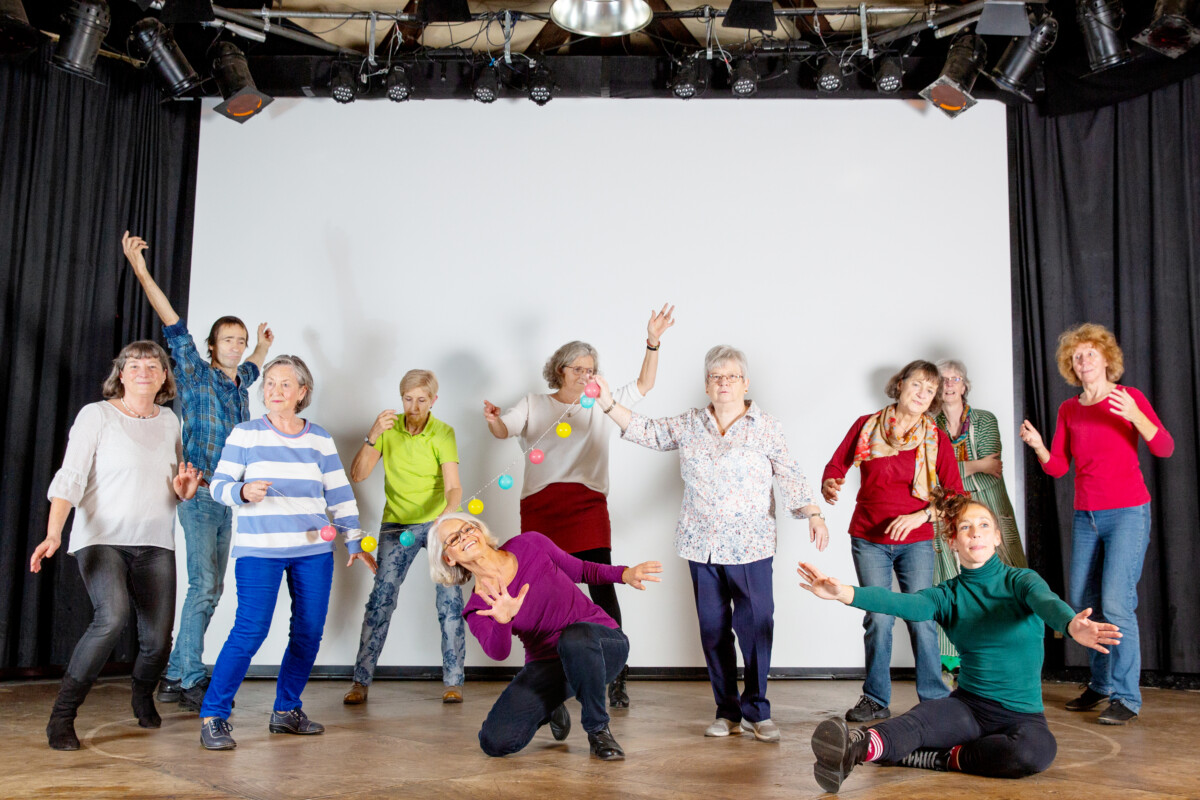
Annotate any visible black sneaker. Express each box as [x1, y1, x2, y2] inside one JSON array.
[[587, 725, 625, 761], [1065, 686, 1109, 712], [898, 747, 950, 771], [845, 695, 890, 722], [812, 717, 870, 793], [269, 707, 325, 735], [156, 677, 182, 703], [179, 677, 211, 713], [1098, 699, 1138, 725], [200, 717, 236, 750], [549, 703, 571, 741]]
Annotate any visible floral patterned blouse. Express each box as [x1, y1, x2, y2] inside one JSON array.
[[621, 401, 816, 565]]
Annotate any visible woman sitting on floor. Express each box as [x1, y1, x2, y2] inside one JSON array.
[[798, 489, 1120, 793]]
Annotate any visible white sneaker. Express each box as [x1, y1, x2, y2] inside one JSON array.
[[745, 718, 781, 742], [704, 718, 744, 737]]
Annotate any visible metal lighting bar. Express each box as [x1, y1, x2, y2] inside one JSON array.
[[212, 6, 357, 54]]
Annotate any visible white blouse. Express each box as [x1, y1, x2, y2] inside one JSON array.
[[47, 401, 182, 553]]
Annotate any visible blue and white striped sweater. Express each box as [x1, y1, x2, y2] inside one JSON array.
[[210, 418, 363, 558]]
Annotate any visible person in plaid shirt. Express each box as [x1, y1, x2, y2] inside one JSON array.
[[122, 231, 273, 711]]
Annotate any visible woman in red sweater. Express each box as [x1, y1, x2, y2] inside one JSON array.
[[1020, 323, 1173, 725], [823, 360, 963, 723]]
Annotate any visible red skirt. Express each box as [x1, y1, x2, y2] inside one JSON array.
[[520, 482, 611, 554]]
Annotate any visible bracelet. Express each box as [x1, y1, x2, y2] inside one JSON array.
[[364, 436, 376, 446], [924, 507, 933, 523], [603, 402, 616, 414], [646, 339, 659, 351], [807, 511, 824, 520]]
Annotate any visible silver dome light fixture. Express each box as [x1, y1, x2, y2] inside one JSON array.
[[549, 0, 653, 37]]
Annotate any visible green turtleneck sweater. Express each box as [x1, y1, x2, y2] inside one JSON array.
[[850, 554, 1076, 713]]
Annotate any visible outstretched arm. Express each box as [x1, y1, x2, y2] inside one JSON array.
[[1067, 608, 1122, 654], [636, 303, 675, 395], [797, 561, 855, 604], [122, 231, 180, 326], [245, 322, 274, 368]]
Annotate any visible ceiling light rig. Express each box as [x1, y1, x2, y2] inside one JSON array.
[[1133, 0, 1200, 58], [330, 60, 358, 103], [387, 63, 413, 101], [671, 57, 704, 100], [50, 0, 111, 79], [874, 56, 904, 93], [988, 14, 1058, 100], [549, 0, 653, 37], [816, 55, 845, 93], [730, 58, 758, 97], [474, 64, 500, 103], [1076, 0, 1133, 72], [127, 18, 202, 98], [211, 41, 273, 122], [528, 63, 554, 105], [919, 31, 986, 118]]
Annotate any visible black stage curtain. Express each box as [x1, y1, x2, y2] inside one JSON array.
[[0, 45, 200, 672], [1010, 72, 1200, 679]]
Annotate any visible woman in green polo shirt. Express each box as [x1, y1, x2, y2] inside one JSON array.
[[344, 369, 465, 705]]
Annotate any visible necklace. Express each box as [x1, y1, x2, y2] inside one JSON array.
[[120, 396, 155, 419]]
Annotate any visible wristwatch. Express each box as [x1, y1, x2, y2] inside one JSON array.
[[364, 436, 376, 446]]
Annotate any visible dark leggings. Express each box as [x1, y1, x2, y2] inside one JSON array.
[[874, 689, 1056, 778], [572, 547, 622, 627], [67, 545, 177, 684]]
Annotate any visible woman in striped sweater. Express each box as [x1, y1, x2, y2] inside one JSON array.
[[198, 355, 376, 751]]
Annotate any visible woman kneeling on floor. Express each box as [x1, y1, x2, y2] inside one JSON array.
[[429, 513, 661, 761], [798, 489, 1120, 793]]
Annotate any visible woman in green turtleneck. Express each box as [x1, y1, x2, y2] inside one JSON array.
[[799, 490, 1121, 794]]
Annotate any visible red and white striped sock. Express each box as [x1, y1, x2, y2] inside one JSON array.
[[865, 728, 884, 762], [947, 744, 963, 771]]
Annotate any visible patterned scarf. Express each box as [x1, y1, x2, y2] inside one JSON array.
[[942, 404, 971, 463], [852, 404, 941, 501]]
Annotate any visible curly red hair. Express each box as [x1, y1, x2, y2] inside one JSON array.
[[1055, 323, 1124, 386], [931, 487, 998, 539]]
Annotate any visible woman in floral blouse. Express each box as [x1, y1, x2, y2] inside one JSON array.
[[593, 345, 827, 743]]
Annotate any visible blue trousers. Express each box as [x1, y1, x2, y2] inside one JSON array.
[[167, 486, 233, 689], [851, 537, 949, 707], [479, 622, 628, 757], [688, 557, 775, 723], [200, 552, 333, 720], [1070, 503, 1151, 712]]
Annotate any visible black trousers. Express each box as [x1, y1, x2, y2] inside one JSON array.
[[572, 547, 622, 627], [874, 688, 1057, 778]]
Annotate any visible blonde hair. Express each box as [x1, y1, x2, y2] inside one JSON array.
[[1055, 323, 1124, 386], [399, 369, 438, 397], [428, 512, 501, 586], [101, 340, 176, 404]]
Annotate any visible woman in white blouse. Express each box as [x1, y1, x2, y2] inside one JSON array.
[[31, 341, 200, 751], [595, 345, 828, 742], [481, 304, 674, 708]]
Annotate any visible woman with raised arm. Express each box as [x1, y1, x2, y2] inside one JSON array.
[[800, 490, 1121, 794], [32, 341, 200, 750], [481, 304, 674, 708], [428, 513, 662, 761], [1020, 323, 1173, 725]]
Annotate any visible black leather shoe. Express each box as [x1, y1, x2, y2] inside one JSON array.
[[1098, 699, 1138, 725], [549, 703, 571, 741], [845, 695, 890, 722], [812, 717, 869, 793], [156, 677, 182, 704], [1066, 686, 1109, 712], [608, 666, 630, 709], [587, 725, 625, 761]]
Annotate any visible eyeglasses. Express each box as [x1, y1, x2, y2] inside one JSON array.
[[707, 374, 744, 385], [943, 377, 964, 384], [565, 367, 595, 377], [444, 523, 479, 550]]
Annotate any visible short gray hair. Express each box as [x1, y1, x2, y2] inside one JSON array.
[[101, 340, 176, 404], [428, 512, 501, 586], [704, 345, 748, 382], [937, 358, 971, 399], [261, 354, 315, 413], [543, 341, 599, 390]]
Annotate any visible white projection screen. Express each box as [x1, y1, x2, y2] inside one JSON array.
[[185, 95, 1014, 673]]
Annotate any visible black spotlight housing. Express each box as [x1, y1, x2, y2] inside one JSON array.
[[474, 65, 499, 103], [128, 18, 202, 97], [211, 41, 272, 123], [874, 56, 903, 93], [1076, 0, 1133, 72], [1133, 0, 1200, 58], [51, 0, 112, 79], [387, 63, 412, 101], [528, 63, 553, 105], [671, 58, 704, 99], [730, 58, 757, 97], [920, 32, 986, 118], [722, 0, 778, 31], [989, 15, 1058, 100], [816, 55, 844, 93], [330, 60, 359, 103], [0, 0, 46, 60]]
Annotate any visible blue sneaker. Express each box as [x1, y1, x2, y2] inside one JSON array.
[[269, 708, 325, 735], [200, 717, 236, 750]]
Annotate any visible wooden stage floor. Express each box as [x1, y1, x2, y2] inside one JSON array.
[[3, 678, 1197, 799]]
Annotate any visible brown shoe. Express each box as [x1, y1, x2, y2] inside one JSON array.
[[343, 682, 368, 705], [442, 686, 463, 704]]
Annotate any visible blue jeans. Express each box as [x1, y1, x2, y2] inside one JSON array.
[[479, 622, 629, 756], [200, 552, 333, 720], [352, 521, 465, 686], [1069, 503, 1151, 712], [166, 486, 233, 689], [851, 537, 948, 707]]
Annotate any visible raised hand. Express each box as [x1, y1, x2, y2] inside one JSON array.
[[822, 477, 845, 504], [256, 322, 274, 350], [476, 579, 529, 625], [483, 400, 501, 423], [1068, 608, 1122, 654], [647, 303, 676, 345], [592, 374, 614, 408], [1019, 420, 1045, 451], [1106, 388, 1142, 423], [121, 230, 149, 274], [369, 409, 399, 442], [173, 461, 201, 500], [622, 561, 663, 590], [241, 480, 272, 503], [797, 561, 852, 603]]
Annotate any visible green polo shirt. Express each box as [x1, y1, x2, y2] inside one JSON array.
[[373, 413, 459, 524]]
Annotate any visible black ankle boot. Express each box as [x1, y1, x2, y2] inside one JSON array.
[[607, 665, 630, 709], [47, 675, 93, 751], [898, 748, 951, 771], [131, 677, 162, 728], [587, 725, 625, 761], [811, 717, 870, 793]]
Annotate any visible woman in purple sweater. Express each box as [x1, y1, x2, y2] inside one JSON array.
[[429, 513, 661, 761]]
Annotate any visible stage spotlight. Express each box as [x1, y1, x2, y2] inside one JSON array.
[[549, 0, 652, 37], [989, 15, 1058, 100], [387, 63, 413, 101], [816, 55, 844, 93], [671, 58, 703, 99], [331, 61, 357, 103], [51, 0, 112, 79], [722, 0, 777, 31], [730, 58, 757, 97], [920, 32, 986, 118], [0, 0, 46, 60], [1133, 0, 1200, 58], [128, 18, 202, 97], [874, 56, 903, 93], [1076, 0, 1133, 72], [474, 66, 499, 103], [528, 63, 553, 105], [211, 41, 273, 123]]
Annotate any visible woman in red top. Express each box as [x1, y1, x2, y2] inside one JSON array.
[[823, 360, 963, 722], [1020, 323, 1173, 725]]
